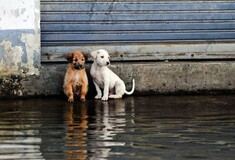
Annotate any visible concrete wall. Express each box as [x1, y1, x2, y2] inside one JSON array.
[[18, 62, 235, 98], [1, 59, 235, 98]]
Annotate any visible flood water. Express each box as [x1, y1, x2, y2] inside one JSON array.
[[0, 95, 234, 160]]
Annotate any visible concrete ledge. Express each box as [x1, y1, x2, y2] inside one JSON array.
[[0, 61, 234, 98]]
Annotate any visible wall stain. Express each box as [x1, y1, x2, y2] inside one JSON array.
[[0, 75, 23, 97]]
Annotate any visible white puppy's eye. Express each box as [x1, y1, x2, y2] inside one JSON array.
[[101, 56, 104, 58]]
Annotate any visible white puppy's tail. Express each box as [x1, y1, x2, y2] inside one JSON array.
[[125, 79, 135, 95]]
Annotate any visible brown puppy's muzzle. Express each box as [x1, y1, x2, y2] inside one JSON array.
[[74, 63, 85, 70]]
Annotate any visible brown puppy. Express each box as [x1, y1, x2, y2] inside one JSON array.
[[63, 51, 88, 102]]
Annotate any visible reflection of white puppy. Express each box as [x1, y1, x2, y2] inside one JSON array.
[[90, 49, 135, 101]]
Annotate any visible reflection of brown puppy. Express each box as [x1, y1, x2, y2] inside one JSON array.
[[63, 51, 88, 102], [64, 103, 88, 159]]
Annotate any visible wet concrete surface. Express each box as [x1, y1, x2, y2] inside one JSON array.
[[0, 95, 234, 160]]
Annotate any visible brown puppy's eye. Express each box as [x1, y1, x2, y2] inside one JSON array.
[[101, 56, 104, 58], [74, 59, 78, 62], [82, 58, 85, 61]]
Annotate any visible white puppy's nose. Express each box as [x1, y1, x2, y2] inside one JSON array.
[[106, 61, 110, 65]]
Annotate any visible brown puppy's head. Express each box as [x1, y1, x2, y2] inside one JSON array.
[[65, 51, 87, 70]]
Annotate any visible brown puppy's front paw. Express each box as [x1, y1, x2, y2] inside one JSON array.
[[80, 95, 86, 102], [68, 98, 74, 103], [80, 98, 86, 102]]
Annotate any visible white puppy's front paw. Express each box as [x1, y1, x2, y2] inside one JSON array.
[[95, 94, 102, 99], [101, 96, 108, 101]]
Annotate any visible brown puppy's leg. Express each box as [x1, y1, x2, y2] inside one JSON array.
[[80, 84, 88, 102], [64, 84, 74, 102]]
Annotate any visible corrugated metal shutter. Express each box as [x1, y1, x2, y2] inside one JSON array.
[[41, 0, 235, 61]]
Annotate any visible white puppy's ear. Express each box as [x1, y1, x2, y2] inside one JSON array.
[[91, 50, 98, 59]]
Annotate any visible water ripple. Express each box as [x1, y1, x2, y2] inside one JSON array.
[[0, 95, 234, 159]]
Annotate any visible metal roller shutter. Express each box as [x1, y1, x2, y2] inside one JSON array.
[[41, 0, 235, 61]]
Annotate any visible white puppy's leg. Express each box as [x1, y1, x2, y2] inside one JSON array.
[[102, 80, 109, 101], [93, 81, 102, 99], [108, 81, 125, 99]]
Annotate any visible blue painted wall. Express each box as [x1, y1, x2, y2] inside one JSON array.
[[41, 0, 235, 61], [41, 1, 235, 45]]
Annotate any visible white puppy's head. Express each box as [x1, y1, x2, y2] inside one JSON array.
[[91, 49, 110, 66]]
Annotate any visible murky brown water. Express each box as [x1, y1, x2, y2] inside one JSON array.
[[0, 95, 234, 160]]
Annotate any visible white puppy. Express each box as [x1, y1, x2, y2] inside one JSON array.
[[90, 49, 135, 101]]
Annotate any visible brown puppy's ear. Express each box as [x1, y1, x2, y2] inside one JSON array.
[[64, 53, 73, 62], [82, 53, 88, 61]]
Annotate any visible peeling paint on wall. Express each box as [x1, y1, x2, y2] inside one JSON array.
[[0, 0, 40, 77], [0, 30, 40, 76], [21, 33, 40, 75], [0, 0, 40, 97], [0, 39, 23, 75]]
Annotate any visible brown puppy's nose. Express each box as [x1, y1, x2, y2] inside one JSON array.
[[74, 64, 83, 70]]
